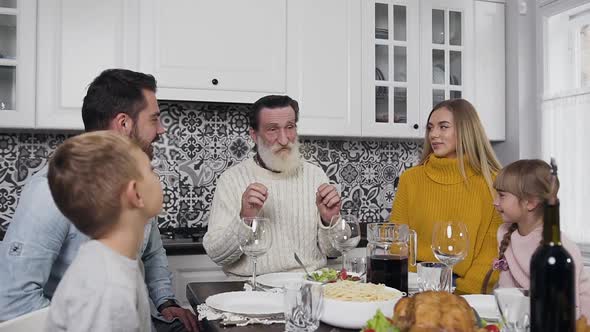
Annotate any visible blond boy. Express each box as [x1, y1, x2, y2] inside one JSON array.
[[44, 131, 162, 332]]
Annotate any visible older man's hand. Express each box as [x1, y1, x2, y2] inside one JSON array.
[[161, 306, 199, 332], [316, 183, 341, 225], [240, 183, 268, 219]]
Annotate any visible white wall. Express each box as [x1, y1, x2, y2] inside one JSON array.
[[493, 0, 541, 166]]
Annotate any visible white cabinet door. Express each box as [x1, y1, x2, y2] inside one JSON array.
[[361, 0, 421, 138], [36, 0, 140, 130], [139, 0, 287, 104], [288, 0, 362, 137], [0, 0, 36, 129], [473, 0, 505, 141], [420, 0, 475, 126], [167, 254, 240, 307]]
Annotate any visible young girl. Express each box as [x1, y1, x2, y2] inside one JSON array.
[[483, 159, 590, 318], [390, 98, 503, 294]]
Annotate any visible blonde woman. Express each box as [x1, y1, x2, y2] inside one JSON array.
[[390, 98, 502, 294]]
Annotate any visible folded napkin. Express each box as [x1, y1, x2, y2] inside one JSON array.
[[196, 303, 284, 326]]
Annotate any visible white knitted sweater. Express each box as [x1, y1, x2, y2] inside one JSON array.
[[203, 157, 340, 276]]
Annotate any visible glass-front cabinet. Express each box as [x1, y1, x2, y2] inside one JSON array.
[[0, 0, 36, 128], [362, 0, 473, 138], [420, 0, 473, 124], [363, 0, 420, 138]]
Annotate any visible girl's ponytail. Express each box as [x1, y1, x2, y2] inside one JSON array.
[[481, 223, 519, 294]]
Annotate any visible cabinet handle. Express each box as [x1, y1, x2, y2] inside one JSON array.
[[413, 124, 419, 129], [212, 78, 219, 85]]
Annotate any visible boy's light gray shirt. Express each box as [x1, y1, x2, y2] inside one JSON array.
[[0, 166, 175, 321], [45, 240, 153, 332]]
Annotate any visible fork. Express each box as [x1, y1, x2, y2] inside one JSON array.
[[293, 253, 313, 280]]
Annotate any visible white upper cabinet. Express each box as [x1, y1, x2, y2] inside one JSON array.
[[139, 0, 287, 104], [361, 0, 504, 140], [362, 0, 421, 138], [0, 0, 36, 129], [473, 0, 505, 141], [420, 0, 474, 118], [11, 0, 504, 136], [289, 0, 362, 137], [36, 0, 140, 130]]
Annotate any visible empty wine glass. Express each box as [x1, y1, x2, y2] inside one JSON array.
[[431, 221, 469, 292], [329, 214, 361, 270], [237, 217, 272, 290]]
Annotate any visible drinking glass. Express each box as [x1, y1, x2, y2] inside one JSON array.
[[494, 288, 530, 332], [284, 281, 324, 332], [329, 214, 361, 270], [237, 217, 272, 290], [344, 256, 367, 281], [431, 221, 469, 292], [417, 262, 449, 292]]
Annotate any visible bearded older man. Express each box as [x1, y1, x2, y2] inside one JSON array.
[[203, 95, 342, 275]]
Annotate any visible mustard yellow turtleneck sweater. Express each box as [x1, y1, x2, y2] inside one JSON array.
[[390, 154, 501, 294]]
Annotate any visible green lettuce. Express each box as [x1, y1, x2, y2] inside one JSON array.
[[362, 309, 400, 332], [309, 268, 338, 282]]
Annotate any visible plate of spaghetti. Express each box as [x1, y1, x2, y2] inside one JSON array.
[[321, 280, 404, 329]]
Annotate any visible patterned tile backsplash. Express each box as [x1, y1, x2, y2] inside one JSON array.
[[0, 101, 422, 231]]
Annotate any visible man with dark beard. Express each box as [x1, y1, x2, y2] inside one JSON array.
[[204, 95, 343, 276], [0, 69, 199, 332]]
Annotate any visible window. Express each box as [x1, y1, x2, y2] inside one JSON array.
[[570, 9, 590, 88], [542, 2, 590, 246], [579, 24, 590, 87]]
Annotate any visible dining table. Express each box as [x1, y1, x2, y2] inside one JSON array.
[[186, 281, 357, 332]]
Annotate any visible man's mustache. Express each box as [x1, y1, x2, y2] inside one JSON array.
[[272, 143, 293, 153]]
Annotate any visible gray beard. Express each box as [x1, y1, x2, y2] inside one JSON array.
[[256, 138, 301, 174]]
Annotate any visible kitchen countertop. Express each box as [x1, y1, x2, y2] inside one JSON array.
[[161, 225, 368, 256], [161, 227, 207, 255]]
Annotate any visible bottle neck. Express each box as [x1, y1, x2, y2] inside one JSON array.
[[543, 202, 561, 245]]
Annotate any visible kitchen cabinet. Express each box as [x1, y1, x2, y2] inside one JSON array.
[[473, 0, 505, 141], [361, 0, 505, 140], [419, 0, 474, 121], [361, 0, 421, 138], [288, 0, 362, 137], [11, 0, 504, 137], [35, 0, 140, 130], [0, 0, 36, 129], [166, 254, 243, 307], [138, 0, 287, 104]]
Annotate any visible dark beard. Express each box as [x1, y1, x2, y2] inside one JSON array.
[[130, 126, 156, 160]]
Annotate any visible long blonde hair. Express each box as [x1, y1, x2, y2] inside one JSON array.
[[420, 99, 501, 197]]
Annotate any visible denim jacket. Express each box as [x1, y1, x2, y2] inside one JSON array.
[[0, 167, 176, 321]]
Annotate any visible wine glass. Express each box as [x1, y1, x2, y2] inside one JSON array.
[[431, 221, 469, 292], [238, 217, 272, 290], [329, 214, 361, 271]]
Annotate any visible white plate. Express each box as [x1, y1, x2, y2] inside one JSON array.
[[205, 291, 284, 316], [321, 286, 403, 329], [462, 294, 501, 321], [257, 272, 306, 288]]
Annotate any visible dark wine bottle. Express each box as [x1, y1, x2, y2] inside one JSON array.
[[530, 159, 576, 332]]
